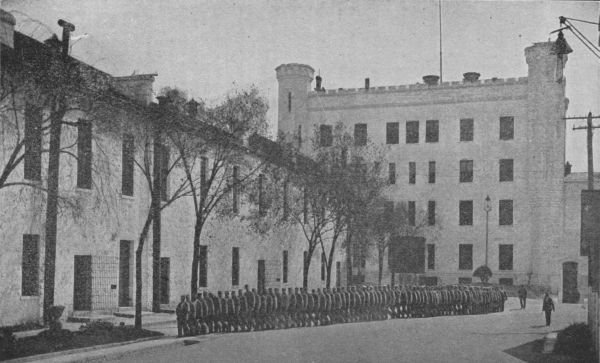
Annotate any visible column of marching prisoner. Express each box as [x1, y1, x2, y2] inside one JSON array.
[[178, 284, 507, 336]]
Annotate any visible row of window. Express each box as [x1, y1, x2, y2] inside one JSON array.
[[384, 199, 514, 226], [318, 116, 515, 147], [426, 243, 514, 271], [388, 159, 514, 185]]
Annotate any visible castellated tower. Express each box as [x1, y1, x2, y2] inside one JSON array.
[[276, 63, 314, 144], [524, 41, 569, 287]]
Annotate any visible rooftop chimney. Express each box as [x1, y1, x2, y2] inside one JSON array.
[[57, 19, 75, 60], [365, 78, 370, 90], [0, 9, 16, 48], [463, 72, 481, 83], [422, 75, 440, 86]]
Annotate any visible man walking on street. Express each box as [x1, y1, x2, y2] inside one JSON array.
[[518, 285, 527, 309], [542, 292, 555, 326]]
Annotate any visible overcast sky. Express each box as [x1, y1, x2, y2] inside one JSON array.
[[4, 0, 599, 171]]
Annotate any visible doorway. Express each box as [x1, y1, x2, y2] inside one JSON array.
[[562, 261, 579, 303], [73, 255, 92, 310], [119, 241, 132, 306]]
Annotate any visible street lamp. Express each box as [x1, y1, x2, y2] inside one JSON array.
[[484, 195, 492, 266]]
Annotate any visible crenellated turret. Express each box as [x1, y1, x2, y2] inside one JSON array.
[[276, 63, 314, 147]]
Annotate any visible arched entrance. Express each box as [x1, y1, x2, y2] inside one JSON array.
[[562, 261, 580, 303]]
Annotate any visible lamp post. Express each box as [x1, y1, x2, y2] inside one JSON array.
[[484, 195, 492, 266]]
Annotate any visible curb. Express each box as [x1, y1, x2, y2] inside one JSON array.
[[4, 335, 167, 363]]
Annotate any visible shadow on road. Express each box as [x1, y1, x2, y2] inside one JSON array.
[[504, 338, 586, 363], [529, 325, 547, 329]]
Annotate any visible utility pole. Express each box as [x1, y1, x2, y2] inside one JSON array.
[[43, 19, 75, 323], [570, 112, 600, 189]]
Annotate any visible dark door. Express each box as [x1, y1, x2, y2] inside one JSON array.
[[119, 241, 132, 306], [563, 262, 579, 303], [74, 255, 92, 310], [160, 257, 170, 304], [257, 259, 265, 293]]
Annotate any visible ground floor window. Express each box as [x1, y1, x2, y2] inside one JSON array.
[[498, 278, 513, 286], [458, 277, 472, 284]]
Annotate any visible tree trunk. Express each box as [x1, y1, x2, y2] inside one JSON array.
[[190, 220, 203, 298], [42, 108, 63, 323], [151, 137, 162, 313], [135, 213, 153, 329], [325, 237, 337, 289], [303, 248, 314, 289], [378, 247, 384, 286], [346, 229, 353, 287]]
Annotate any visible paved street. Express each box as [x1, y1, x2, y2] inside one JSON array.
[[86, 297, 586, 363]]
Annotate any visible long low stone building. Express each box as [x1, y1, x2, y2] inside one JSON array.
[[0, 11, 344, 327]]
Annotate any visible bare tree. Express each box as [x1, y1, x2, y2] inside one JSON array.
[[166, 87, 270, 298]]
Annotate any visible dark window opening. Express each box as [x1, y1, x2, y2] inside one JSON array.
[[22, 234, 39, 296], [460, 159, 473, 183], [428, 161, 436, 184], [354, 123, 367, 146], [459, 244, 473, 270], [258, 174, 265, 216], [499, 199, 513, 225], [460, 118, 474, 141], [406, 121, 419, 144], [426, 120, 439, 142], [427, 244, 435, 270], [232, 166, 239, 214], [428, 201, 436, 226], [24, 104, 42, 181], [388, 163, 396, 184], [283, 178, 289, 220], [409, 162, 416, 184], [384, 201, 394, 222], [386, 122, 399, 144], [77, 119, 92, 189], [122, 134, 134, 196], [283, 250, 288, 284], [158, 144, 170, 201], [499, 159, 514, 182], [199, 245, 208, 287], [232, 247, 240, 286], [500, 116, 514, 140], [499, 244, 513, 270], [459, 200, 473, 225], [288, 91, 292, 113], [408, 201, 416, 226], [319, 124, 333, 147]]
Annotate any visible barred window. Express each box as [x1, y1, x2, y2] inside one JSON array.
[[427, 244, 435, 270], [232, 247, 240, 286], [408, 201, 416, 226], [388, 163, 396, 185]]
